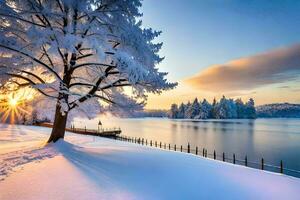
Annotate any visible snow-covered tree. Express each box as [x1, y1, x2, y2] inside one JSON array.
[[245, 98, 256, 119], [199, 98, 212, 119], [235, 98, 245, 118], [170, 103, 179, 118], [188, 98, 200, 118], [210, 98, 217, 118], [177, 103, 185, 118], [184, 101, 193, 118], [0, 0, 176, 142]]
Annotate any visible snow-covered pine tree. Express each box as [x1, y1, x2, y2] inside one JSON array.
[[190, 98, 200, 119], [210, 98, 217, 118], [246, 98, 256, 119], [184, 101, 193, 119], [0, 0, 176, 142], [227, 98, 237, 118], [170, 104, 179, 118], [235, 98, 245, 118], [199, 98, 212, 119], [177, 103, 186, 119]]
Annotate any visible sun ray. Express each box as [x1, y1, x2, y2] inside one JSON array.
[[0, 88, 35, 124]]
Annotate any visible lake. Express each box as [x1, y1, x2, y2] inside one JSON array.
[[73, 117, 300, 177]]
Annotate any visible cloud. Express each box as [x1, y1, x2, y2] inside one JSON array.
[[185, 44, 300, 92]]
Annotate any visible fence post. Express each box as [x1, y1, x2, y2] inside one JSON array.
[[205, 149, 207, 157], [233, 154, 236, 164], [261, 158, 264, 170], [159, 142, 162, 148], [213, 150, 216, 160], [196, 146, 198, 155], [150, 140, 152, 146], [155, 141, 157, 147], [174, 144, 177, 151], [245, 156, 248, 166], [187, 143, 190, 153], [169, 144, 170, 150], [142, 138, 144, 145], [280, 160, 283, 174], [203, 148, 205, 157], [146, 139, 148, 145], [223, 152, 225, 161], [180, 145, 183, 152]]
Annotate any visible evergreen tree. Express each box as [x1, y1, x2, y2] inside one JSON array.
[[210, 98, 218, 118], [246, 98, 256, 119], [190, 98, 200, 119], [185, 101, 192, 118], [227, 99, 238, 118], [169, 96, 257, 119], [177, 103, 186, 119], [170, 104, 179, 118], [235, 98, 245, 118], [199, 99, 212, 119], [215, 96, 226, 119]]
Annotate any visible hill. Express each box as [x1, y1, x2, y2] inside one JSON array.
[[256, 103, 300, 118]]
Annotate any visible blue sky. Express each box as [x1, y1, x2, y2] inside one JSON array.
[[140, 0, 300, 108], [141, 0, 300, 80]]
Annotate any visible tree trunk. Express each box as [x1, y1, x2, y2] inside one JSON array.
[[47, 105, 68, 143]]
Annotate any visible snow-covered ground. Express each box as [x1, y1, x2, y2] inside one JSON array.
[[0, 124, 299, 200]]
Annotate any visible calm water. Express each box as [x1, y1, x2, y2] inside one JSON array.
[[73, 118, 300, 176]]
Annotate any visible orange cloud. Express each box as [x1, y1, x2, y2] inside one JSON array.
[[185, 44, 300, 92]]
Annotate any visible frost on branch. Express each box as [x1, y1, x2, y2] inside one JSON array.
[[0, 0, 177, 119]]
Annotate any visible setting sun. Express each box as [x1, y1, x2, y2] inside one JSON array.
[[9, 97, 18, 107]]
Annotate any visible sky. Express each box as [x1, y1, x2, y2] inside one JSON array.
[[140, 0, 300, 109]]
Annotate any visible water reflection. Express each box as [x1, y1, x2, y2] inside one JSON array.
[[73, 118, 300, 173]]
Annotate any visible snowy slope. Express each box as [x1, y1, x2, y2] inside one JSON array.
[[0, 124, 300, 200]]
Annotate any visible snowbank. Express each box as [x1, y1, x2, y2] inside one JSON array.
[[0, 124, 300, 200]]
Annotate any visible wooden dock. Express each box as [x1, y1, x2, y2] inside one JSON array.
[[36, 122, 121, 138], [68, 127, 121, 138]]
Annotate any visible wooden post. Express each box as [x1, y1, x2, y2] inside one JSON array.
[[222, 152, 225, 161], [196, 146, 198, 155], [150, 140, 152, 146], [142, 138, 144, 145], [146, 139, 148, 145], [169, 144, 170, 150], [155, 141, 157, 147], [205, 149, 207, 157], [203, 148, 205, 157], [180, 145, 182, 152], [233, 154, 236, 164], [174, 144, 177, 151], [245, 156, 248, 166], [159, 142, 161, 148], [261, 158, 264, 170], [187, 143, 190, 153], [280, 160, 283, 174], [213, 150, 216, 160]]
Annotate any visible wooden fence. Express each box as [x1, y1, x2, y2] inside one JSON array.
[[114, 135, 300, 178]]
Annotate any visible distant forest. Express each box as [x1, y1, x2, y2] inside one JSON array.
[[256, 103, 300, 118], [169, 96, 256, 119]]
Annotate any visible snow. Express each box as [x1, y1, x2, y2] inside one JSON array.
[[1, 124, 300, 200]]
